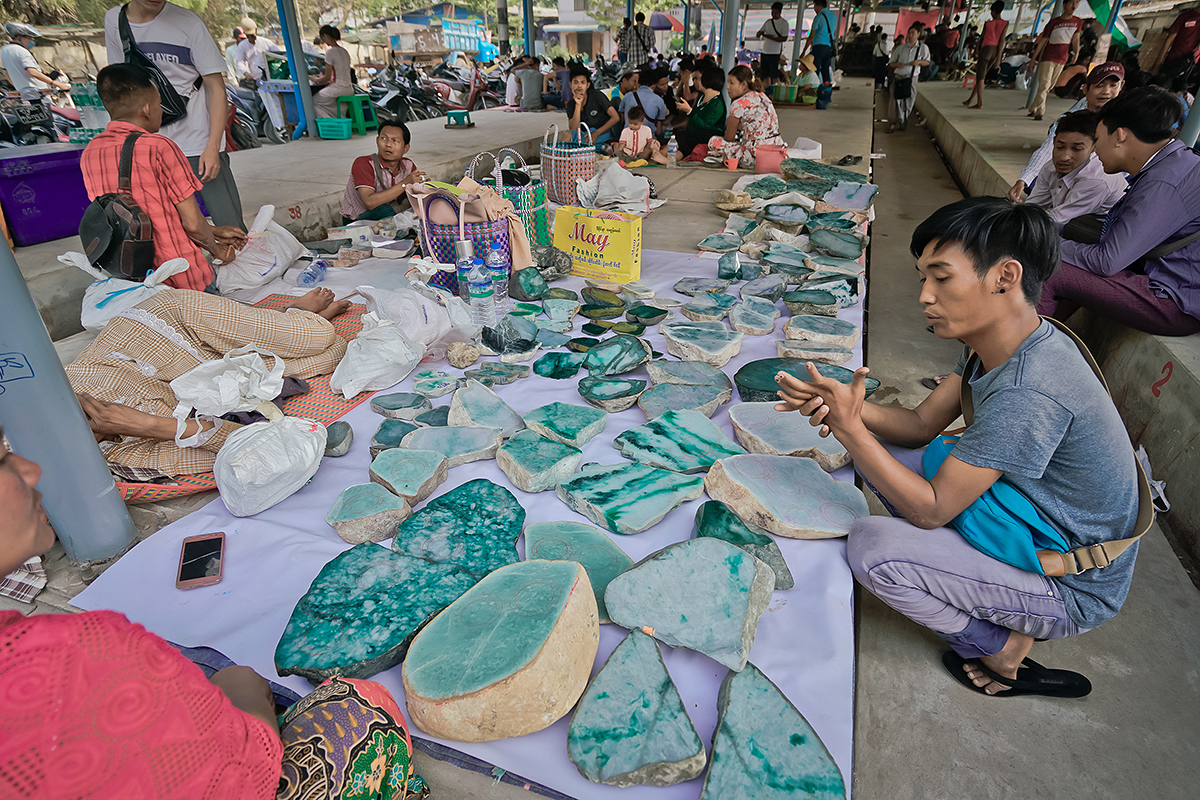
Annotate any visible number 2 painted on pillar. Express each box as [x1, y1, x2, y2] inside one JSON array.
[[1152, 362, 1173, 398]]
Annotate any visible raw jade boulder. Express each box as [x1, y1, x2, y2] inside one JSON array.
[[523, 520, 633, 623], [392, 478, 523, 578]]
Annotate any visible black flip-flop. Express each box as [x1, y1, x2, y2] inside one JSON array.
[[836, 154, 863, 166], [942, 651, 1092, 698]]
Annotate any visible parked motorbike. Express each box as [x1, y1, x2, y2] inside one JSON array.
[[225, 84, 286, 146], [428, 61, 502, 111], [0, 94, 61, 146]]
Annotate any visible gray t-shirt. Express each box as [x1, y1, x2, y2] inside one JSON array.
[[952, 320, 1139, 629], [516, 68, 542, 109]]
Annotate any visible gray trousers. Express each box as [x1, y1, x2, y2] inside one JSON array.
[[888, 88, 915, 130], [187, 151, 246, 231]]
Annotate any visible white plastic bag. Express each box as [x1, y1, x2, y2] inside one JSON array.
[[356, 285, 451, 347], [330, 312, 421, 398], [215, 414, 326, 517], [216, 205, 307, 294], [63, 252, 191, 332], [169, 344, 285, 419]]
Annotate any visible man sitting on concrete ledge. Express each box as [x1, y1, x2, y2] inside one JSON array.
[[777, 198, 1142, 698], [339, 120, 427, 225], [1025, 110, 1127, 230], [1037, 87, 1200, 336]]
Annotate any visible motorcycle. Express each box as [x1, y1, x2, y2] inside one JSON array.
[[0, 93, 61, 146], [428, 61, 502, 111], [225, 84, 286, 147]]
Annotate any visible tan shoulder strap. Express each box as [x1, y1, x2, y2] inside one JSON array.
[[958, 318, 1154, 576]]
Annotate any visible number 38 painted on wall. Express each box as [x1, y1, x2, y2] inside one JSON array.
[[288, 205, 302, 220], [1152, 362, 1173, 397]]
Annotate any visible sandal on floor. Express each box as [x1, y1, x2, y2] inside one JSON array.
[[920, 373, 949, 390], [942, 651, 1092, 698], [837, 154, 863, 166]]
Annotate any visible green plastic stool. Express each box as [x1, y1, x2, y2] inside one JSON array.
[[335, 95, 379, 136], [445, 109, 474, 129]]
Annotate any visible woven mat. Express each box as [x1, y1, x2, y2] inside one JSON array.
[[117, 295, 369, 505]]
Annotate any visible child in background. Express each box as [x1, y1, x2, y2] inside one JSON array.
[[1025, 109, 1127, 230], [615, 106, 667, 164]]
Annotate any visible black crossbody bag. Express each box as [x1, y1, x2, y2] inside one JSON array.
[[118, 4, 202, 127], [79, 132, 157, 281]]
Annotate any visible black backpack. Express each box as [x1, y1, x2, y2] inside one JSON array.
[[78, 132, 157, 281], [118, 4, 200, 127]]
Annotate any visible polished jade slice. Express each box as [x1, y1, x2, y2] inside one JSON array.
[[810, 228, 866, 259], [370, 419, 419, 457], [482, 314, 539, 355], [696, 233, 743, 253], [581, 322, 608, 336], [447, 379, 525, 438], [614, 409, 744, 473], [681, 292, 739, 322], [511, 267, 550, 301], [567, 630, 705, 787], [603, 537, 775, 670], [399, 426, 502, 468], [823, 180, 876, 211], [783, 156, 867, 183], [413, 376, 458, 398], [673, 277, 732, 296], [694, 500, 793, 590], [783, 315, 860, 349], [638, 382, 731, 420], [543, 297, 580, 322], [660, 321, 743, 367], [324, 420, 353, 457], [777, 340, 854, 365], [524, 402, 608, 447], [580, 304, 627, 319], [627, 304, 668, 326], [730, 296, 781, 336], [578, 376, 648, 412], [369, 448, 449, 505], [325, 483, 410, 544], [581, 286, 625, 307], [700, 663, 846, 800], [584, 334, 653, 376], [762, 203, 810, 226], [465, 362, 530, 385], [370, 392, 432, 420], [568, 337, 601, 352], [556, 462, 704, 535], [535, 329, 572, 348], [534, 351, 587, 379], [734, 358, 879, 403], [546, 287, 579, 302], [524, 520, 633, 623], [804, 254, 863, 275], [392, 478, 523, 578], [805, 276, 857, 308], [728, 402, 850, 471], [782, 289, 838, 317], [274, 543, 476, 683], [497, 431, 583, 492], [413, 405, 450, 427], [739, 274, 787, 302], [718, 250, 742, 280], [704, 454, 868, 539], [645, 359, 731, 388]]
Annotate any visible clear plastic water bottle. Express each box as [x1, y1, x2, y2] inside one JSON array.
[[485, 242, 510, 315], [666, 135, 678, 169], [467, 257, 496, 327], [454, 240, 474, 301], [294, 259, 327, 287]]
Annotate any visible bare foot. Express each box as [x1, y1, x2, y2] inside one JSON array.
[[962, 631, 1035, 695], [962, 98, 971, 106], [969, 103, 983, 109], [284, 288, 334, 315], [319, 299, 353, 320]]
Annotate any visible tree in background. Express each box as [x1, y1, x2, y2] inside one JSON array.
[[0, 0, 75, 26]]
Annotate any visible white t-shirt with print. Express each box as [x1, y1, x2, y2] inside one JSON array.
[[104, 2, 227, 157], [1, 43, 45, 100], [758, 18, 789, 55]]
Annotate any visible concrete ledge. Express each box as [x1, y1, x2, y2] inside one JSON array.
[[915, 90, 1010, 198]]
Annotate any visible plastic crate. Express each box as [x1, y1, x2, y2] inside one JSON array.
[[0, 143, 90, 246], [316, 117, 353, 139]]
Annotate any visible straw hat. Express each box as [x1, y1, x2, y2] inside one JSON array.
[[798, 53, 816, 73]]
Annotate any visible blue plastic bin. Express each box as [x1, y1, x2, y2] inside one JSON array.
[[0, 143, 91, 247]]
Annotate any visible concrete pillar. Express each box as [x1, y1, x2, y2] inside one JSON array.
[[1181, 98, 1200, 147], [721, 0, 741, 85], [683, 3, 691, 53], [497, 0, 510, 56], [791, 0, 810, 78], [523, 0, 535, 55], [275, 0, 316, 139], [0, 242, 137, 565]]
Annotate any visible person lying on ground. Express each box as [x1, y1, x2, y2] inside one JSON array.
[[1025, 110, 1127, 230], [566, 65, 620, 152], [614, 106, 667, 165], [1007, 61, 1124, 202], [339, 119, 426, 225], [66, 287, 350, 478], [777, 197, 1141, 698], [618, 65, 667, 137], [0, 435, 424, 799], [1038, 86, 1200, 336], [674, 65, 727, 159], [82, 64, 248, 293], [707, 65, 785, 168]]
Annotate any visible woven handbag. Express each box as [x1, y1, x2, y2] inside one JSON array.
[[412, 191, 511, 266], [540, 123, 597, 207], [469, 148, 551, 246]]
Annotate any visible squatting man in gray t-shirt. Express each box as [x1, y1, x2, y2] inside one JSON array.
[[775, 197, 1141, 698]]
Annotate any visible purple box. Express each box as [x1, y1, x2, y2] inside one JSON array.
[[0, 143, 90, 247]]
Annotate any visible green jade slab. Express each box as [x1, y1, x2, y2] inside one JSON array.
[[739, 274, 787, 303], [638, 383, 731, 420], [804, 254, 864, 275], [274, 543, 477, 683], [783, 156, 868, 183], [673, 277, 731, 296], [392, 478, 524, 579], [646, 359, 731, 389], [762, 203, 810, 226], [584, 334, 653, 376], [661, 321, 743, 367], [699, 662, 846, 800], [524, 402, 608, 447], [557, 461, 704, 534], [681, 292, 739, 322], [704, 454, 868, 539], [524, 521, 632, 624], [543, 297, 580, 322], [535, 329, 572, 348], [806, 274, 858, 304], [717, 251, 741, 280], [413, 376, 458, 398], [464, 362, 530, 385], [567, 629, 705, 786], [734, 358, 879, 403], [810, 228, 866, 260], [413, 406, 450, 427], [567, 336, 601, 353], [534, 351, 587, 379], [784, 315, 860, 349], [371, 392, 432, 420], [324, 420, 353, 457], [497, 431, 583, 493], [369, 448, 449, 505], [728, 402, 850, 471], [580, 304, 628, 320], [581, 286, 625, 307], [696, 233, 743, 253], [627, 305, 668, 325], [546, 287, 580, 301], [325, 483, 411, 544], [694, 500, 793, 590], [730, 296, 781, 336], [537, 317, 574, 334], [777, 340, 854, 365], [614, 409, 745, 473], [399, 426, 503, 468], [604, 537, 774, 671], [581, 322, 609, 337], [578, 377, 647, 412], [447, 379, 525, 438], [511, 268, 551, 301], [370, 419, 418, 457], [782, 289, 838, 317]]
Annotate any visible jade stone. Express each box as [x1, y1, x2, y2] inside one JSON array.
[[556, 462, 704, 534], [704, 454, 868, 539], [537, 318, 572, 334], [399, 426, 503, 468], [661, 320, 743, 367], [324, 420, 353, 457], [523, 521, 632, 624], [608, 321, 645, 335], [649, 297, 683, 309], [673, 277, 731, 296], [465, 362, 530, 385], [763, 260, 813, 283], [727, 402, 851, 471], [584, 334, 653, 376], [371, 392, 432, 420], [699, 663, 846, 800], [534, 351, 587, 379], [325, 483, 411, 544], [717, 251, 741, 280], [370, 419, 418, 457], [823, 180, 876, 211], [730, 296, 781, 336], [567, 337, 602, 353], [369, 448, 449, 505], [511, 267, 550, 301], [734, 358, 879, 403], [581, 322, 609, 336], [543, 297, 580, 322], [413, 376, 458, 398], [782, 289, 838, 317], [811, 228, 866, 259], [681, 292, 739, 322], [783, 156, 867, 183], [524, 402, 608, 447], [567, 630, 705, 787], [447, 379, 525, 438], [622, 280, 656, 299], [627, 305, 668, 326], [646, 359, 731, 389], [761, 250, 812, 270], [497, 431, 583, 492], [694, 500, 793, 590], [762, 203, 810, 226], [275, 543, 477, 683], [784, 315, 860, 349], [546, 287, 580, 301], [739, 274, 787, 302], [805, 276, 857, 307], [392, 478, 524, 578], [413, 406, 450, 427], [535, 329, 572, 348], [460, 375, 493, 388], [581, 286, 624, 307], [696, 233, 743, 253], [580, 304, 627, 320], [638, 383, 731, 420], [776, 340, 854, 365], [514, 301, 542, 314], [481, 314, 539, 356], [614, 409, 745, 473], [804, 254, 863, 275], [604, 537, 774, 671], [414, 368, 451, 381], [739, 260, 762, 281], [579, 377, 647, 412]]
